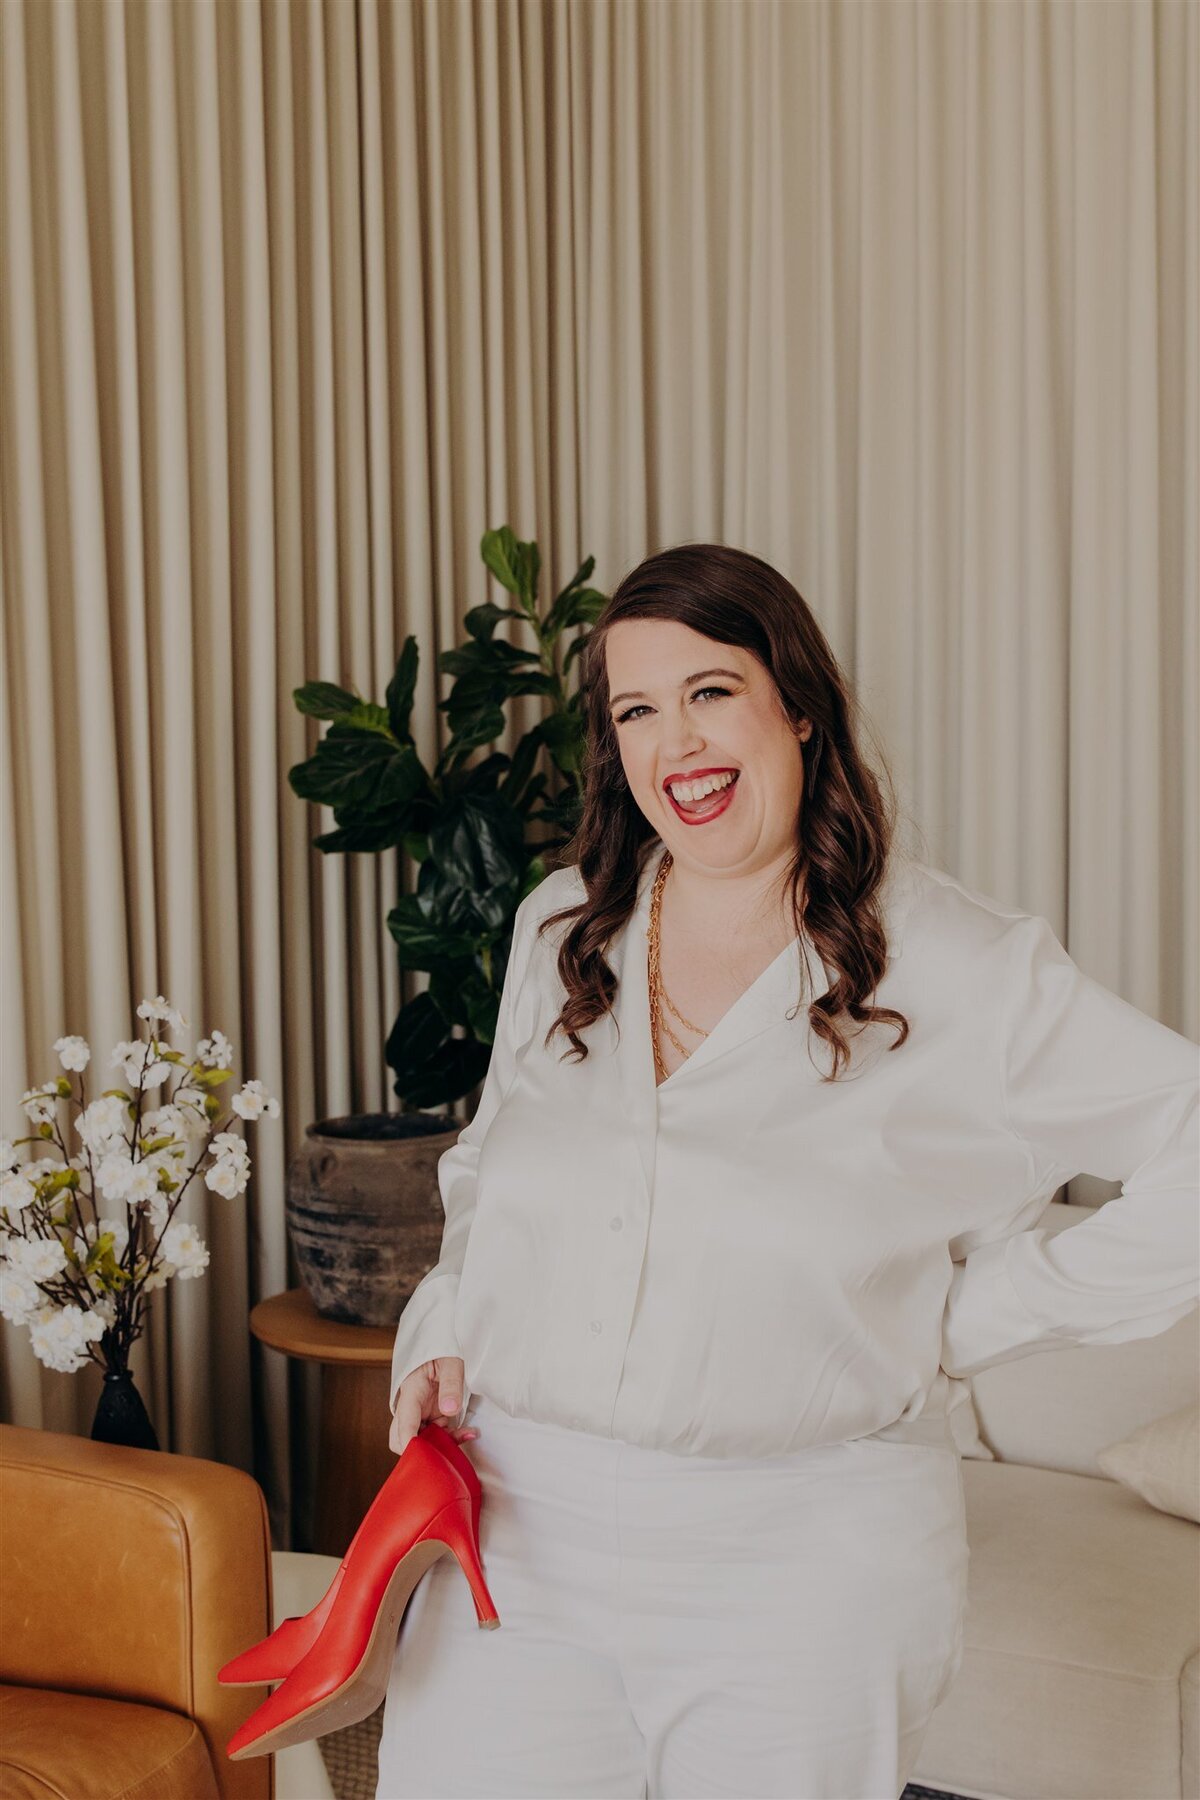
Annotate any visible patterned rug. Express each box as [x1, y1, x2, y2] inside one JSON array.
[[319, 1705, 384, 1798], [319, 1708, 964, 1800]]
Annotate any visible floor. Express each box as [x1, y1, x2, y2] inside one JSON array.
[[319, 1706, 383, 1800], [318, 1706, 966, 1800]]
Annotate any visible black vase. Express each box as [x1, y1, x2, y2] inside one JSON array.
[[91, 1368, 160, 1451]]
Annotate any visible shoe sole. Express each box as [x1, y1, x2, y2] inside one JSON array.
[[227, 1517, 500, 1759]]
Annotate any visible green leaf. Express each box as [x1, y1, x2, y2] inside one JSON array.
[[293, 681, 362, 720], [496, 730, 541, 801], [40, 1168, 78, 1196], [289, 729, 427, 814], [480, 527, 540, 614], [547, 585, 608, 634], [398, 1035, 493, 1110], [438, 639, 539, 677], [427, 795, 527, 922], [387, 986, 494, 1109], [479, 526, 523, 596], [386, 896, 482, 968], [437, 704, 508, 755], [519, 853, 548, 902], [563, 633, 589, 671], [461, 978, 502, 1046], [342, 702, 392, 735], [458, 751, 512, 794], [312, 816, 407, 854], [522, 541, 542, 610], [193, 1066, 234, 1089], [385, 638, 420, 740], [462, 602, 528, 643], [386, 986, 448, 1057], [551, 554, 596, 605], [514, 769, 550, 811], [538, 708, 587, 773], [500, 672, 560, 700], [439, 667, 508, 710], [138, 1135, 176, 1156]]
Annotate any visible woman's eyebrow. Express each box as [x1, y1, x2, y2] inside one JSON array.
[[609, 667, 744, 707]]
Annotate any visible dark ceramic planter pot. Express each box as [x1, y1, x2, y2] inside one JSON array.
[[284, 1111, 461, 1328]]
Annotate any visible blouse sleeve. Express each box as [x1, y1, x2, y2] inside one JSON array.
[[939, 909, 1200, 1380], [388, 885, 544, 1424]]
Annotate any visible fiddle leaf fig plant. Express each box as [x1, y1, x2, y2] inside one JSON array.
[[288, 527, 608, 1110]]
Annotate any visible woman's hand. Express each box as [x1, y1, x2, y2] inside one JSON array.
[[388, 1355, 479, 1457]]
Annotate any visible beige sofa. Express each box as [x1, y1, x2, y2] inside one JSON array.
[[913, 1201, 1200, 1800]]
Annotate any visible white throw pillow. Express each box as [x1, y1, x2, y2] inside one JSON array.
[[1096, 1402, 1200, 1523]]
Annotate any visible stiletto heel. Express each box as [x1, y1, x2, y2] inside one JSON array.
[[224, 1426, 501, 1761], [435, 1492, 500, 1628], [218, 1420, 484, 1687]]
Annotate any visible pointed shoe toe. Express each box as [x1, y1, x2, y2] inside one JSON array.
[[218, 1595, 341, 1686]]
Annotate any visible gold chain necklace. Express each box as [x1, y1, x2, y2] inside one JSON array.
[[647, 849, 709, 1083]]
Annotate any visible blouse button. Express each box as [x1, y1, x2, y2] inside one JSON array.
[[590, 1319, 603, 1333], [609, 1216, 623, 1231]]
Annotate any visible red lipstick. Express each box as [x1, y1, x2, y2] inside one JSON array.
[[663, 767, 740, 825]]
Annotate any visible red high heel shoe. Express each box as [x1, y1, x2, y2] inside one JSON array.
[[218, 1420, 482, 1688], [224, 1422, 499, 1761]]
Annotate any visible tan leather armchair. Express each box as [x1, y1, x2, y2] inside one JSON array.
[[0, 1422, 275, 1800]]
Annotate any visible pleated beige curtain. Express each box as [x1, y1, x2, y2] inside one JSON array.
[[1, 0, 1196, 1549]]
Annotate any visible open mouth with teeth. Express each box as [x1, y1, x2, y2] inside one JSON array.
[[664, 769, 740, 822]]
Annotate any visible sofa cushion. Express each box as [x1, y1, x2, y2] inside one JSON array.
[[1097, 1402, 1200, 1524], [913, 1460, 1200, 1800], [0, 1684, 219, 1800]]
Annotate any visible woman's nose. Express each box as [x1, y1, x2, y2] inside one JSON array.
[[658, 716, 707, 761]]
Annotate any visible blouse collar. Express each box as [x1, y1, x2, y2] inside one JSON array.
[[610, 839, 833, 1103]]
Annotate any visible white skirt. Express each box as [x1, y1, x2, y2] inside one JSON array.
[[373, 1392, 968, 1800]]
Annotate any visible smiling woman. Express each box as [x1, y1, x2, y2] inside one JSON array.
[[379, 541, 1198, 1800], [545, 540, 909, 1084]]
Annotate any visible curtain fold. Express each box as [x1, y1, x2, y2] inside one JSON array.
[[2, 0, 1195, 1549]]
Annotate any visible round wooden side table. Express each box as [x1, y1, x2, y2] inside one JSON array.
[[250, 1288, 396, 1556]]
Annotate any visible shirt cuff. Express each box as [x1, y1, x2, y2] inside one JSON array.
[[939, 1234, 1052, 1379], [389, 1277, 470, 1425]]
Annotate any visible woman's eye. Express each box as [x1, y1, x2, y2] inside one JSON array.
[[615, 686, 732, 725]]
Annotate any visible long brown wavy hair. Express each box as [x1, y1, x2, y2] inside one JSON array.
[[535, 542, 911, 1082]]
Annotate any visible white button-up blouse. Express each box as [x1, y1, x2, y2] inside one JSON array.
[[390, 839, 1200, 1459]]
